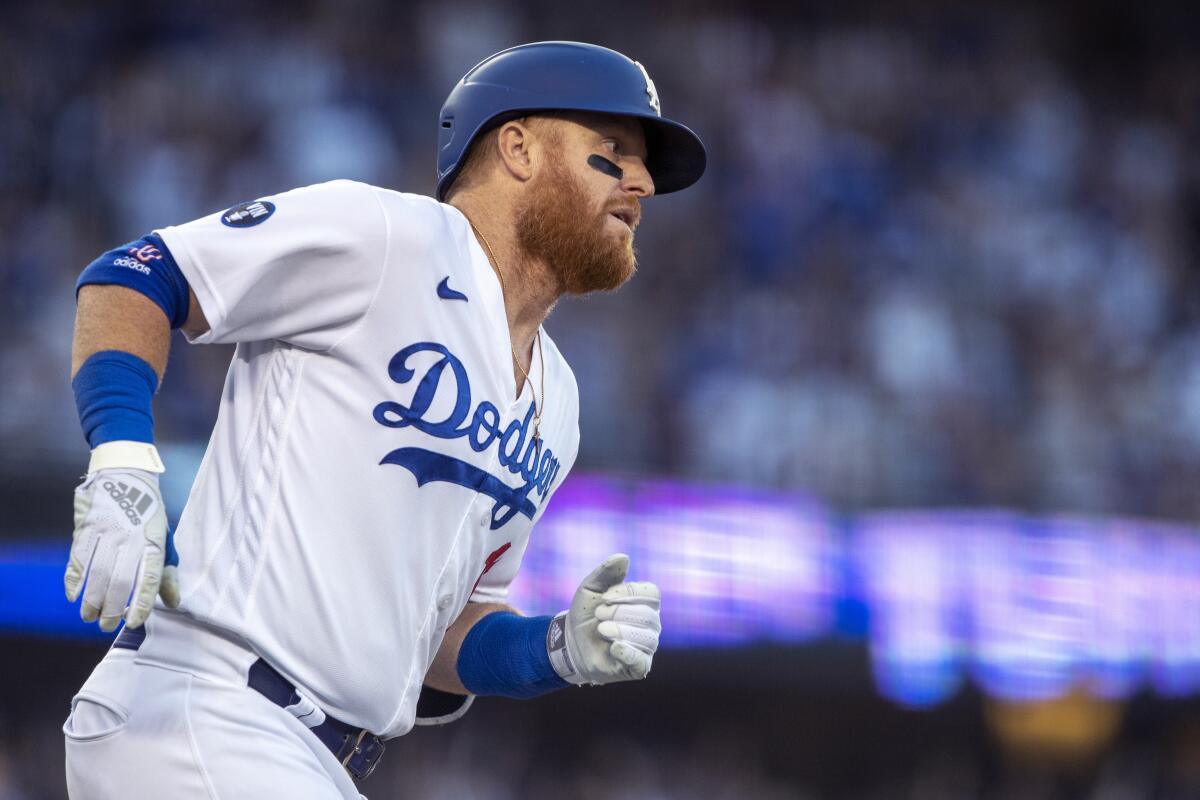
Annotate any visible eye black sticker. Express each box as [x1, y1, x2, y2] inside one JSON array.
[[587, 154, 623, 180]]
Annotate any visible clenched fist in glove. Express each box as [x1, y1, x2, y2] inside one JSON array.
[[64, 443, 179, 631], [547, 554, 661, 685]]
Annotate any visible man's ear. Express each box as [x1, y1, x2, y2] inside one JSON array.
[[495, 119, 536, 183]]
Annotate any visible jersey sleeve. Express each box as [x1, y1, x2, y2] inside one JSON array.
[[155, 180, 387, 351]]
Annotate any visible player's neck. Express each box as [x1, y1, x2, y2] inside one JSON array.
[[453, 198, 560, 367]]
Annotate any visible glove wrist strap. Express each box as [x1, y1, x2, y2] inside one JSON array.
[[546, 612, 582, 684], [88, 441, 165, 475]]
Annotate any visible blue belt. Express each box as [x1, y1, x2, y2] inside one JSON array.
[[113, 626, 386, 779]]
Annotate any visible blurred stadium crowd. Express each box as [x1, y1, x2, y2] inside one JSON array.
[[3, 2, 1200, 520]]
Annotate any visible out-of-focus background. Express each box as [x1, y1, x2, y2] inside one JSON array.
[[3, 1, 1200, 797]]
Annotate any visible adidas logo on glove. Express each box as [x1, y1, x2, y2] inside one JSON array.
[[103, 480, 155, 525]]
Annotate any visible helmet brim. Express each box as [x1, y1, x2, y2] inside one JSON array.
[[637, 115, 707, 196]]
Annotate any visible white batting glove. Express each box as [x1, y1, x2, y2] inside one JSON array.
[[547, 553, 661, 685], [64, 442, 179, 631]]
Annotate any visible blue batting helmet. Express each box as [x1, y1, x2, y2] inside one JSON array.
[[436, 41, 707, 201]]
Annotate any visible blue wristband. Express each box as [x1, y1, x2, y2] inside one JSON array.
[[456, 612, 569, 699], [72, 350, 158, 447], [77, 233, 190, 329]]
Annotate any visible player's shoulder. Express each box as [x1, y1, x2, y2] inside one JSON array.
[[368, 185, 462, 226], [367, 186, 472, 252], [268, 178, 381, 208], [244, 179, 386, 237], [249, 179, 392, 256], [267, 179, 445, 224], [269, 179, 458, 220]]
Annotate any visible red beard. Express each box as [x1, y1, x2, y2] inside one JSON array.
[[516, 157, 639, 295]]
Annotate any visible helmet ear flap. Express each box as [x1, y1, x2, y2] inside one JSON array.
[[439, 111, 536, 201]]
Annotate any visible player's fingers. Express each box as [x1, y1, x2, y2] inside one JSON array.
[[595, 603, 661, 630], [601, 581, 660, 608], [80, 535, 119, 623], [64, 527, 99, 602], [101, 537, 143, 632], [159, 565, 181, 609], [579, 554, 630, 594], [66, 483, 99, 601], [597, 620, 660, 654], [125, 546, 162, 630], [610, 641, 652, 679]]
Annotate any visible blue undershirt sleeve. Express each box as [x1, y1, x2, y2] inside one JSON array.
[[76, 233, 190, 329]]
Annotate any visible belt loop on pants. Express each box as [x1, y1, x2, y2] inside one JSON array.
[[112, 625, 387, 780]]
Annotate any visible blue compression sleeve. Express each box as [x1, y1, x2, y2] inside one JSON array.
[[72, 350, 158, 447], [76, 233, 190, 329], [456, 612, 569, 699]]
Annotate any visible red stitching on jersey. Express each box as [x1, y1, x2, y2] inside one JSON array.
[[471, 542, 512, 595]]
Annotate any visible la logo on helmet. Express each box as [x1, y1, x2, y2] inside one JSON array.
[[634, 61, 660, 116]]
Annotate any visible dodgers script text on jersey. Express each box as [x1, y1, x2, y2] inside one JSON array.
[[374, 341, 563, 530]]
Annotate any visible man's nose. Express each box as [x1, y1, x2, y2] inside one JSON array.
[[620, 157, 655, 198]]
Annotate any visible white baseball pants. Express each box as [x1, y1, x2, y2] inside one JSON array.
[[63, 613, 364, 800]]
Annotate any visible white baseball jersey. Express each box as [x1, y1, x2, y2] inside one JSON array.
[[154, 179, 580, 738]]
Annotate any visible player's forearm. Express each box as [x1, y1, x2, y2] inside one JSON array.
[[72, 284, 208, 381], [423, 601, 517, 694], [72, 285, 173, 381]]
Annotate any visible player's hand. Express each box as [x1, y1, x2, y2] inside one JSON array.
[[64, 468, 179, 631], [547, 553, 661, 686]]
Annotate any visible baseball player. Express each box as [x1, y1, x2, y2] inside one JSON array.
[[61, 41, 705, 798]]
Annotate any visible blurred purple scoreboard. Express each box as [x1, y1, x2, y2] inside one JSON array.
[[8, 472, 1200, 706], [851, 511, 1200, 706], [508, 475, 841, 647]]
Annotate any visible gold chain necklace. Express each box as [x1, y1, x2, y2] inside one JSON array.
[[469, 221, 545, 442]]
